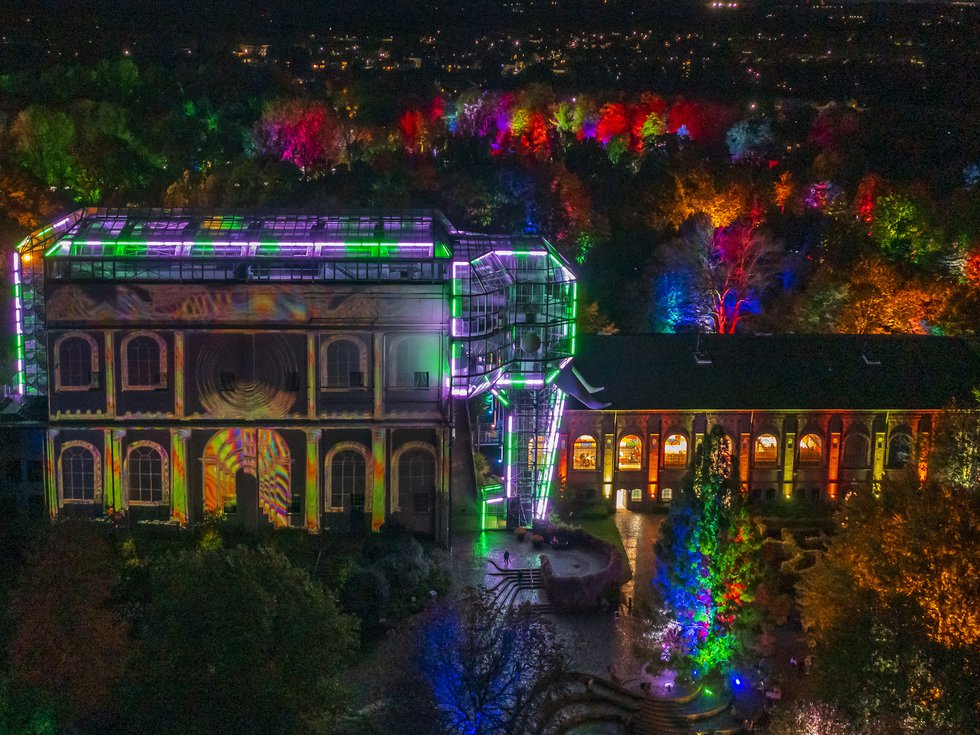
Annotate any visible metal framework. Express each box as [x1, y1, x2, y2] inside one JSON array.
[[14, 208, 577, 527]]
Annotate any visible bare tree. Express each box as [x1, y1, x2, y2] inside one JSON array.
[[661, 214, 784, 333]]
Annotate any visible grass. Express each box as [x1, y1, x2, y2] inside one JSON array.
[[572, 514, 633, 584]]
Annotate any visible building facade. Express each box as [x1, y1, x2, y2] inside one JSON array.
[[557, 334, 980, 511], [14, 209, 576, 542]]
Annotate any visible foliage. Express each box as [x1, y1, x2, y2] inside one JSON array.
[[726, 118, 774, 162], [577, 300, 620, 334], [929, 393, 980, 490], [5, 523, 128, 729], [411, 588, 566, 735], [870, 191, 944, 265], [253, 99, 342, 177], [125, 545, 358, 735], [798, 481, 980, 732], [653, 427, 763, 679]]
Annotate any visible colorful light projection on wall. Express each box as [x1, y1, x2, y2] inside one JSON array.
[[202, 428, 292, 527]]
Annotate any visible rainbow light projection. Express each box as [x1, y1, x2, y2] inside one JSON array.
[[17, 209, 575, 530]]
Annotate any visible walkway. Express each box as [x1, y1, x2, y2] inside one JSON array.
[[613, 510, 664, 617]]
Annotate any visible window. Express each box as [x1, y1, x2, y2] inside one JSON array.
[[572, 435, 598, 470], [400, 450, 435, 514], [60, 442, 99, 502], [661, 487, 673, 502], [842, 433, 869, 468], [56, 334, 98, 391], [413, 371, 430, 389], [663, 434, 688, 468], [888, 432, 913, 469], [528, 436, 547, 468], [330, 450, 366, 510], [125, 443, 167, 504], [122, 332, 166, 390], [799, 433, 823, 465], [324, 339, 365, 389], [754, 433, 778, 464], [618, 435, 642, 471], [219, 372, 236, 391], [630, 488, 643, 502]]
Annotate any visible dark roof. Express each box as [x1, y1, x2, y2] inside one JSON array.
[[571, 334, 980, 411]]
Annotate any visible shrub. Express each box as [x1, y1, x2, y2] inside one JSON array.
[[515, 527, 527, 541]]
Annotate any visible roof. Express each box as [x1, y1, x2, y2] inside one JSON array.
[[570, 334, 980, 411], [19, 208, 574, 266], [31, 208, 453, 260]]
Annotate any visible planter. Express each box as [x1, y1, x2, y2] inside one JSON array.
[[514, 527, 528, 541], [531, 534, 545, 549]]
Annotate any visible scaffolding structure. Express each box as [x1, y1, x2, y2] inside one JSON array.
[[449, 234, 576, 527]]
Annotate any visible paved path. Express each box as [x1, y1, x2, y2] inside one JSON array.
[[613, 510, 665, 617]]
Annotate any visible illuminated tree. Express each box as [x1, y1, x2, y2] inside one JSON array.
[[658, 169, 748, 229], [829, 257, 946, 334], [410, 588, 566, 735], [929, 392, 980, 492], [11, 105, 76, 190], [654, 427, 763, 680], [726, 118, 774, 163], [661, 216, 783, 333], [799, 482, 980, 731], [763, 701, 855, 735], [577, 300, 619, 335], [253, 99, 342, 177], [870, 191, 944, 265], [773, 171, 795, 213], [853, 173, 886, 231]]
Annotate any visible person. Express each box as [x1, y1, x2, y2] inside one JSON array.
[[503, 548, 510, 566], [627, 596, 633, 614]]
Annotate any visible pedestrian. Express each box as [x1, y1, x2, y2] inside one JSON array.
[[627, 596, 633, 614], [503, 548, 510, 566]]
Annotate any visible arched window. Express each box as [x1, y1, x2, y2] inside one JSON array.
[[663, 434, 688, 469], [330, 450, 366, 510], [660, 487, 673, 502], [400, 450, 435, 513], [842, 433, 870, 468], [323, 338, 366, 389], [59, 441, 100, 502], [125, 442, 168, 504], [572, 435, 597, 470], [630, 488, 643, 502], [55, 333, 98, 391], [122, 332, 167, 390], [754, 433, 778, 464], [799, 433, 823, 465], [618, 435, 643, 471], [888, 432, 913, 469]]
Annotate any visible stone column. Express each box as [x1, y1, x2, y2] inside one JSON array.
[[45, 429, 59, 520], [111, 428, 126, 511], [371, 428, 387, 530], [305, 429, 322, 531], [170, 429, 191, 524]]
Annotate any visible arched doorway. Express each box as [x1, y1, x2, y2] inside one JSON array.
[[202, 429, 292, 527]]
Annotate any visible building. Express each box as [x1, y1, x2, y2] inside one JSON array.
[[13, 209, 576, 543], [557, 334, 980, 511]]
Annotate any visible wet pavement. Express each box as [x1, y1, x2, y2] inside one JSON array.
[[613, 510, 665, 617], [450, 512, 665, 676]]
